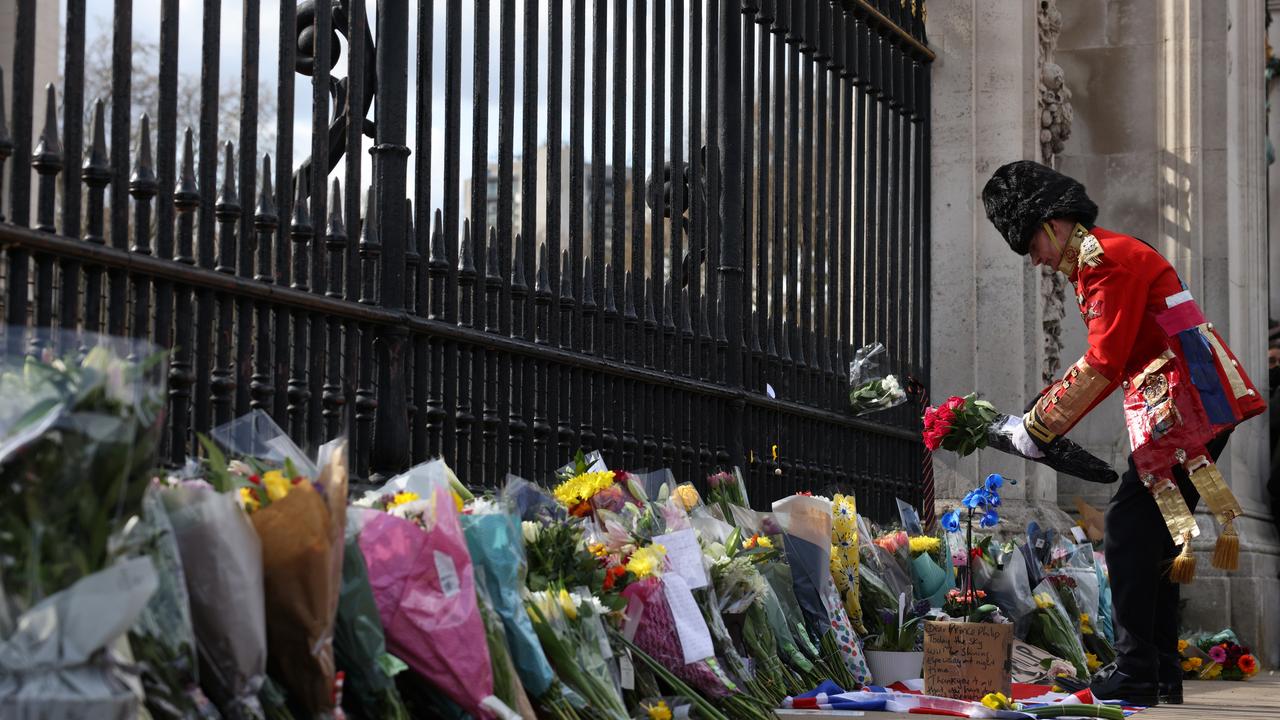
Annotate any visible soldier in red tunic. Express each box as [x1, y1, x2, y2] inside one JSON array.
[[982, 161, 1264, 706]]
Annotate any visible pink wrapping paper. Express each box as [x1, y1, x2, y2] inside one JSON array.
[[353, 493, 495, 717]]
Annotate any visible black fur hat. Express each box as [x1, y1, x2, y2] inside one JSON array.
[[982, 161, 1098, 255]]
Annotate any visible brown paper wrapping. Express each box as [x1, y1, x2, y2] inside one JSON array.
[[251, 441, 348, 714]]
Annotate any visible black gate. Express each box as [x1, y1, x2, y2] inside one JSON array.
[[0, 0, 933, 519]]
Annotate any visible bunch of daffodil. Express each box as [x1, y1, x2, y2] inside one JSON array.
[[980, 692, 1014, 711], [1034, 592, 1056, 610], [742, 533, 773, 550], [644, 699, 673, 720]]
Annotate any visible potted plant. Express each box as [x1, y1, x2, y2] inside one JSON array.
[[864, 596, 930, 686], [922, 474, 1015, 702]]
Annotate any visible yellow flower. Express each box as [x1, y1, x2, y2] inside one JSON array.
[[980, 692, 1012, 710], [262, 470, 292, 502], [557, 588, 578, 621], [238, 486, 261, 512], [1178, 639, 1189, 653], [452, 491, 464, 512], [390, 491, 420, 508], [743, 534, 772, 549], [1181, 657, 1203, 672], [1079, 613, 1094, 635], [588, 543, 608, 558], [1202, 663, 1222, 680], [625, 543, 667, 578], [1086, 653, 1101, 673], [909, 536, 941, 555], [674, 483, 701, 511], [1034, 592, 1056, 610], [552, 470, 616, 507], [646, 700, 672, 720]]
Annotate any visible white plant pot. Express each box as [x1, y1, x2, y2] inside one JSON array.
[[865, 650, 924, 686]]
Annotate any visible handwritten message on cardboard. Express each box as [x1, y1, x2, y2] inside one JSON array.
[[923, 621, 1012, 701]]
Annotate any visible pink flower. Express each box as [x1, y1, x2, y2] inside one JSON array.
[[1209, 645, 1228, 664], [945, 396, 967, 412]]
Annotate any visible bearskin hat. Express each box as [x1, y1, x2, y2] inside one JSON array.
[[981, 161, 1098, 255]]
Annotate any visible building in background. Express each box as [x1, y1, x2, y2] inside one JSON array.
[[930, 0, 1279, 665]]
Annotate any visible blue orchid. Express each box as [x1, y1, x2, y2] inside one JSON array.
[[984, 473, 1004, 493], [961, 489, 988, 509], [979, 508, 1000, 528], [941, 509, 962, 533]]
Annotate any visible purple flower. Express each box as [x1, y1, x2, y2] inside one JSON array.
[[879, 609, 896, 626], [912, 599, 932, 617]]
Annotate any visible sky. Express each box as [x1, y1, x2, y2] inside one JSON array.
[[72, 0, 719, 221]]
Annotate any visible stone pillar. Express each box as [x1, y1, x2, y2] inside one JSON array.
[[1054, 0, 1280, 666], [1268, 1, 1280, 322], [929, 0, 1072, 531], [0, 0, 60, 225]]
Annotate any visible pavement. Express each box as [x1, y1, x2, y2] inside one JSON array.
[[774, 672, 1280, 719]]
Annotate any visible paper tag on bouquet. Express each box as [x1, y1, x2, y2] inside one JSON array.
[[653, 529, 708, 589], [619, 651, 635, 689], [662, 575, 715, 664], [435, 550, 460, 597]]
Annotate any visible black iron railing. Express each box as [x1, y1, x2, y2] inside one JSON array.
[[0, 0, 932, 520]]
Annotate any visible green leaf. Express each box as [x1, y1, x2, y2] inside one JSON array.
[[197, 434, 232, 494]]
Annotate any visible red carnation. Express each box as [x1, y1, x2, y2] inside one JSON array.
[[945, 396, 966, 412]]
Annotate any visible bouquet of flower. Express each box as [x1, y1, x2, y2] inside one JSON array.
[[333, 525, 409, 720], [938, 474, 1004, 621], [772, 493, 871, 688], [161, 478, 268, 718], [1199, 639, 1259, 681], [0, 556, 159, 718], [907, 532, 955, 608], [351, 460, 501, 717], [209, 413, 349, 717], [526, 587, 628, 718], [461, 495, 557, 699], [111, 483, 220, 719], [847, 342, 907, 416], [478, 585, 537, 718], [0, 336, 166, 617], [922, 395, 997, 455], [706, 469, 750, 524], [1024, 580, 1090, 679]]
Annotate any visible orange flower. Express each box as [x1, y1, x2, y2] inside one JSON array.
[[1239, 654, 1258, 675]]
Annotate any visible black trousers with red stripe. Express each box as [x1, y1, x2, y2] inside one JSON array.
[[1104, 432, 1229, 686]]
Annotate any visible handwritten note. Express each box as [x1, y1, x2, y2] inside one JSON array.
[[922, 621, 1012, 701], [663, 575, 715, 664], [654, 529, 709, 589]]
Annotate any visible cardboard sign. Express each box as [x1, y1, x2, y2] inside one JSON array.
[[922, 621, 1012, 702]]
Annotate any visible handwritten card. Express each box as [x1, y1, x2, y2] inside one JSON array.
[[654, 529, 708, 589], [923, 621, 1012, 701], [662, 575, 715, 665]]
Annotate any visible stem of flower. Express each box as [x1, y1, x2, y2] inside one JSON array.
[[966, 507, 974, 620]]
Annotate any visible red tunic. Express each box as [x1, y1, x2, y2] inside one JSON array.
[[1024, 227, 1264, 478]]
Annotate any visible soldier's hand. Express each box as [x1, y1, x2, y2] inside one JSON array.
[[1004, 416, 1045, 458]]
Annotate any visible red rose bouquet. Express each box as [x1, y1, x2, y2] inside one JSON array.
[[922, 394, 998, 455]]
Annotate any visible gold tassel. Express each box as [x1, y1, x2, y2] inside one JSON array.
[[1169, 531, 1197, 583], [1185, 457, 1245, 573], [1212, 516, 1240, 571]]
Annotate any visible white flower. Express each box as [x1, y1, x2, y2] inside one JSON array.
[[522, 520, 542, 545], [468, 496, 499, 515], [882, 374, 900, 395]]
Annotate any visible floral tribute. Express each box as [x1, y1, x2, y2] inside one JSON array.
[[922, 394, 998, 455]]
